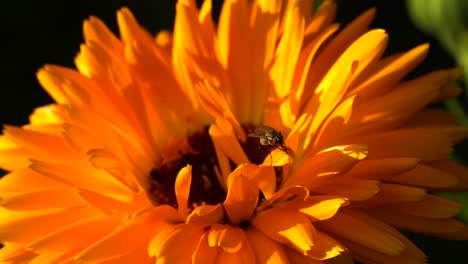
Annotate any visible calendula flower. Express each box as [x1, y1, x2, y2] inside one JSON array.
[[1, 0, 467, 263]]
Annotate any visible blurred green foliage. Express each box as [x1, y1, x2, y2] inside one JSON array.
[[407, 0, 468, 223]]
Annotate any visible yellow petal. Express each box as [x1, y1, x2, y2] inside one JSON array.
[[292, 196, 348, 221]]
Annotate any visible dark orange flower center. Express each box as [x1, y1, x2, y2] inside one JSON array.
[[147, 126, 277, 209]]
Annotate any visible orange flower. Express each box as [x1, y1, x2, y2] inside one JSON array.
[[1, 0, 467, 263]]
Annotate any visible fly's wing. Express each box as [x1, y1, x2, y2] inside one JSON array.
[[247, 125, 274, 138]]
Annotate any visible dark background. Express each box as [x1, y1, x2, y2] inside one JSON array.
[[0, 0, 467, 263]]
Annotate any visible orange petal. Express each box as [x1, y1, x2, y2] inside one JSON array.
[[150, 224, 205, 261], [367, 208, 466, 239], [431, 159, 468, 191], [344, 130, 453, 162], [1, 190, 83, 211], [215, 239, 255, 264], [257, 185, 309, 212], [3, 125, 77, 161], [270, 0, 305, 99], [406, 109, 458, 127], [342, 238, 426, 264], [0, 206, 98, 244], [246, 228, 289, 264], [209, 122, 248, 168], [187, 204, 224, 224], [388, 164, 459, 189], [283, 246, 324, 264], [382, 194, 464, 219], [76, 208, 165, 262], [312, 178, 380, 201], [175, 165, 192, 218], [252, 207, 316, 253], [286, 144, 368, 188], [341, 209, 427, 261], [29, 160, 133, 197], [87, 149, 140, 192], [83, 16, 123, 55], [348, 43, 429, 99], [351, 183, 427, 208], [302, 8, 376, 107], [306, 231, 346, 260], [193, 232, 220, 264], [0, 168, 66, 194], [344, 157, 419, 180], [249, 0, 281, 124], [27, 216, 119, 253], [208, 224, 245, 253], [316, 211, 405, 256], [216, 0, 252, 122], [75, 189, 139, 215], [224, 172, 258, 224], [0, 243, 37, 262]]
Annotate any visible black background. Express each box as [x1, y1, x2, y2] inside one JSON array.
[[0, 0, 467, 263]]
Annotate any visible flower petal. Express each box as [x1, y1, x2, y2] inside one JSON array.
[[175, 165, 192, 218], [187, 204, 224, 224], [0, 206, 98, 244], [1, 190, 83, 211], [224, 172, 258, 224], [348, 43, 429, 99], [252, 207, 316, 253], [286, 144, 368, 187], [316, 211, 405, 256], [27, 216, 119, 253], [367, 208, 467, 240], [388, 164, 459, 189], [208, 224, 245, 253], [193, 232, 220, 264], [351, 183, 427, 208], [150, 224, 205, 262], [246, 228, 289, 264], [382, 194, 463, 219], [306, 231, 346, 260], [292, 196, 348, 221]]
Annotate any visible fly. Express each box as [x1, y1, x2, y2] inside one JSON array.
[[248, 125, 293, 163]]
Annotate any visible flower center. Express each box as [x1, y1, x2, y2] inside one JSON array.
[[147, 125, 278, 209]]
